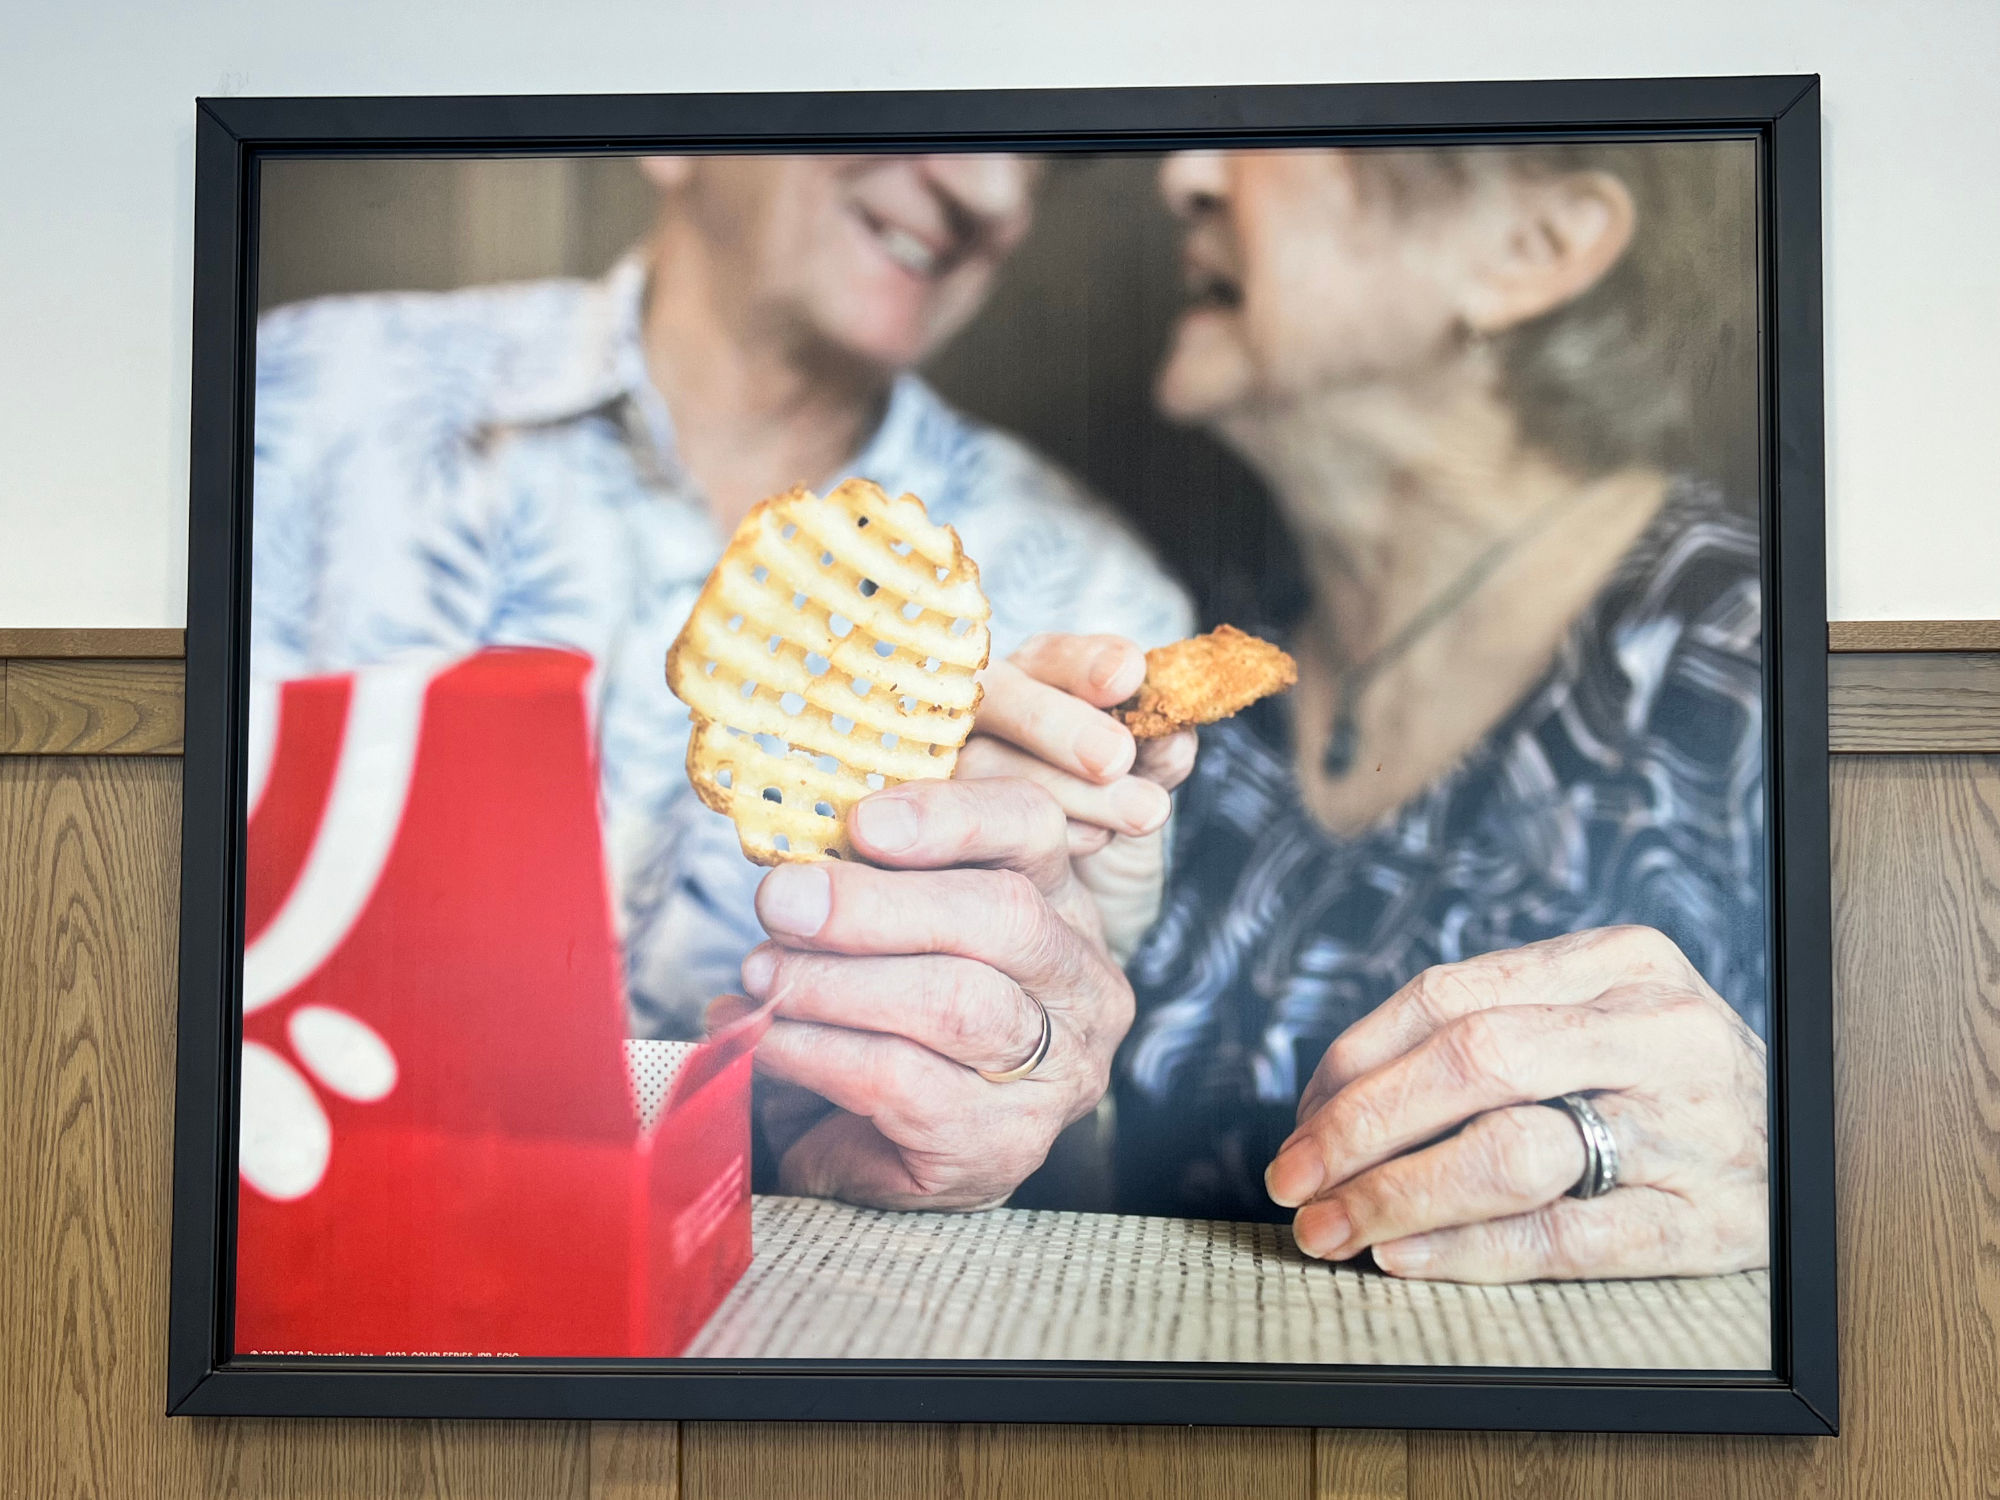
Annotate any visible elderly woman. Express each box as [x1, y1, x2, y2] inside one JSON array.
[[1113, 144, 1769, 1282], [728, 143, 1768, 1288]]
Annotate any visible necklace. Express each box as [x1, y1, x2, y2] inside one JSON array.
[[1319, 481, 1609, 778]]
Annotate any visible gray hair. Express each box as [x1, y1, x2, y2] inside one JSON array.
[[1354, 141, 1760, 492]]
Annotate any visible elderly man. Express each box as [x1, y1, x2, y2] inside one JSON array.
[[250, 153, 1194, 1042]]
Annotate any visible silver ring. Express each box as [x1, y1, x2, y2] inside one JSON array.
[[1543, 1092, 1621, 1199], [977, 996, 1052, 1084]]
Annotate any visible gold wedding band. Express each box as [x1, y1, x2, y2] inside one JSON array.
[[977, 996, 1053, 1084]]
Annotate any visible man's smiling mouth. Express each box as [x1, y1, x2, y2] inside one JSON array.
[[854, 205, 953, 279]]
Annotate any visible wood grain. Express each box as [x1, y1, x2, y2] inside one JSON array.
[[1, 660, 186, 754], [1828, 652, 2000, 752], [682, 1423, 1313, 1500], [1406, 1432, 1824, 1499], [1411, 755, 2000, 1496], [7, 651, 1988, 758], [0, 621, 1987, 662], [1316, 1431, 1408, 1498], [0, 757, 206, 1497], [5, 744, 1999, 1496], [1821, 755, 2000, 1496], [0, 757, 597, 1498], [1828, 619, 2000, 652], [589, 1423, 681, 1499], [0, 627, 186, 658], [202, 1419, 593, 1498]]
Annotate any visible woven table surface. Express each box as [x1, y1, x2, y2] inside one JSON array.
[[684, 1196, 1770, 1370]]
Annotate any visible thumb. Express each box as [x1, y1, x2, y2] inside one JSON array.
[[777, 1110, 930, 1209]]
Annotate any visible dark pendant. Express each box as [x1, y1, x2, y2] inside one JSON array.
[[1321, 707, 1358, 778]]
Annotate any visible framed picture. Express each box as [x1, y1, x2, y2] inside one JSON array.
[[169, 77, 1834, 1432]]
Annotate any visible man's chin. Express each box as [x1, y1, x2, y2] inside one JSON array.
[[821, 291, 987, 378]]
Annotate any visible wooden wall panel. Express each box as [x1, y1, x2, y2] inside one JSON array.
[[1315, 1431, 1409, 1498], [3, 710, 1997, 1495], [1, 659, 186, 754], [1410, 755, 2000, 1496], [10, 650, 1987, 757], [682, 1422, 1315, 1500], [1827, 619, 2000, 652], [0, 628, 185, 658], [589, 1423, 683, 1499], [1827, 653, 2000, 752], [0, 757, 599, 1499]]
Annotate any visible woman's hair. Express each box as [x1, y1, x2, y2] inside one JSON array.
[[1354, 141, 1760, 492]]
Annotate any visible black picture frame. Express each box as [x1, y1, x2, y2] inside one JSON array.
[[169, 76, 1834, 1433]]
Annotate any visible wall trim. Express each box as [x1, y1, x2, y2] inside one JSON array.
[[1828, 619, 2000, 652], [4, 622, 1996, 663], [0, 628, 186, 658], [4, 627, 1996, 757]]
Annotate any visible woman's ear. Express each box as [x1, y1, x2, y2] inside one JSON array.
[[1459, 170, 1636, 336]]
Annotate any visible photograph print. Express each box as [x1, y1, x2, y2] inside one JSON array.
[[195, 88, 1816, 1413]]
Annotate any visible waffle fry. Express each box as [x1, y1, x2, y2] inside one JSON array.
[[1113, 625, 1298, 738], [666, 479, 993, 864]]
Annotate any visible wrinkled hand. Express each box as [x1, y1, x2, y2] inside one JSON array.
[[960, 633, 1197, 960], [1268, 927, 1768, 1282], [709, 775, 1137, 1210]]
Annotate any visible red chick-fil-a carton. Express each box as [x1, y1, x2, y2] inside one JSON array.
[[232, 647, 764, 1358]]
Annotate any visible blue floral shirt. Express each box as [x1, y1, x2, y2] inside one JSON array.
[[251, 255, 1193, 1037]]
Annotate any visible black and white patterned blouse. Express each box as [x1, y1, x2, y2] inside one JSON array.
[[1113, 484, 1766, 1222]]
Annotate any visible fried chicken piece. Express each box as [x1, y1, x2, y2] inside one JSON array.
[[1113, 624, 1298, 739]]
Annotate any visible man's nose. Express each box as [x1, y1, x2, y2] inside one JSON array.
[[919, 153, 1035, 228], [1158, 151, 1230, 219]]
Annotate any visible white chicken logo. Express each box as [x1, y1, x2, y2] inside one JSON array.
[[238, 665, 433, 1201], [240, 1008, 398, 1200]]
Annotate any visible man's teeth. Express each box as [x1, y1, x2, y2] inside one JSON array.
[[877, 225, 940, 276]]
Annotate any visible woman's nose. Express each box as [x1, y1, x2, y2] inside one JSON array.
[[1158, 151, 1230, 219]]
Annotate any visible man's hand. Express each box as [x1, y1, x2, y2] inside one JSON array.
[[959, 633, 1197, 959], [1269, 927, 1768, 1282], [709, 776, 1137, 1210]]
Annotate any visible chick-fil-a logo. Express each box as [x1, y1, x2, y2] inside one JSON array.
[[236, 663, 437, 1200]]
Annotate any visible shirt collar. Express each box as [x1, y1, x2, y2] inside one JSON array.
[[482, 251, 662, 424]]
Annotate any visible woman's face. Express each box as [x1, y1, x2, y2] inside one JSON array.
[[651, 153, 1040, 372], [1154, 150, 1500, 427]]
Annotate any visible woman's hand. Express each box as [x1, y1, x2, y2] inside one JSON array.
[[1268, 926, 1768, 1282], [959, 633, 1197, 960], [710, 775, 1137, 1210]]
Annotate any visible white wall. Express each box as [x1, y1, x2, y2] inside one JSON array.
[[3, 0, 1995, 626]]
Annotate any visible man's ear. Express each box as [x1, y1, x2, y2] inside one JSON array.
[[638, 156, 696, 193], [1459, 170, 1636, 336]]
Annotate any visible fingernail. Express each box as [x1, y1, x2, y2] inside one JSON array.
[[1076, 720, 1131, 779], [1294, 1200, 1351, 1260], [1265, 1141, 1326, 1208], [759, 864, 831, 937], [1377, 1236, 1432, 1275], [1089, 645, 1142, 697], [740, 946, 778, 999], [852, 794, 921, 853], [1111, 776, 1171, 835]]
